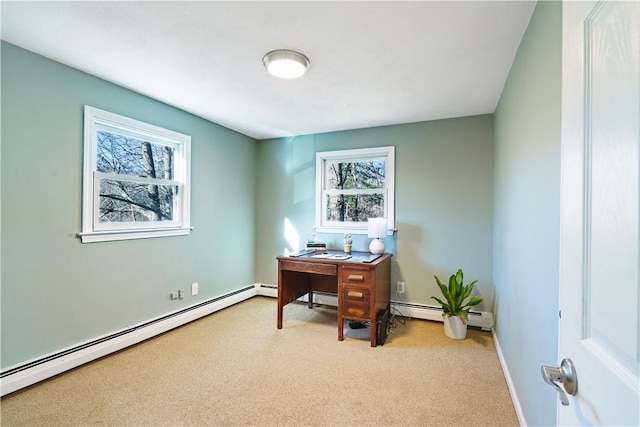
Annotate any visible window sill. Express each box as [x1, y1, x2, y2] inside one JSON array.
[[315, 226, 395, 236], [77, 227, 192, 243]]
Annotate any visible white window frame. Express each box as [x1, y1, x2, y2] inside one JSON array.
[[315, 146, 395, 235], [79, 106, 191, 243]]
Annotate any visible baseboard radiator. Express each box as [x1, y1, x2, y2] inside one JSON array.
[[1, 285, 258, 397], [391, 301, 493, 331], [255, 284, 494, 331]]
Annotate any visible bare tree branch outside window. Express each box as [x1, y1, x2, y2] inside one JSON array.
[[325, 159, 385, 222], [97, 131, 175, 223]]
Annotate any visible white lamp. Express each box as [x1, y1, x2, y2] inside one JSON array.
[[262, 49, 310, 79], [367, 218, 388, 255]]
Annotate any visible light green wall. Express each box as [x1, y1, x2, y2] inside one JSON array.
[[1, 42, 257, 368], [255, 116, 494, 310], [493, 2, 562, 425]]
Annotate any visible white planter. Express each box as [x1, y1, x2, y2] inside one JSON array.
[[443, 315, 467, 340]]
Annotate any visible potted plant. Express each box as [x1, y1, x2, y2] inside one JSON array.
[[431, 269, 483, 340]]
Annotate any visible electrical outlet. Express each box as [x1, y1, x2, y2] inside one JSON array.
[[191, 282, 199, 296], [170, 291, 179, 300], [397, 281, 405, 294], [178, 289, 184, 299]]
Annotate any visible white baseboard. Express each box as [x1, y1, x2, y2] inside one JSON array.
[[0, 285, 259, 397], [255, 283, 277, 298], [492, 328, 527, 426]]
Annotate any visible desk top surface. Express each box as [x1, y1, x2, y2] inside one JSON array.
[[278, 250, 391, 265]]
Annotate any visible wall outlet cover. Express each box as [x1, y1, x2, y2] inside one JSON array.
[[397, 281, 405, 294]]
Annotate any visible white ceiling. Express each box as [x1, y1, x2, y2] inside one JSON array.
[[1, 1, 536, 140]]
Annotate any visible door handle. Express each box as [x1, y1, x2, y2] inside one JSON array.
[[541, 358, 578, 406]]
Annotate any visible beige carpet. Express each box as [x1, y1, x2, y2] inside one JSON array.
[[1, 297, 518, 426]]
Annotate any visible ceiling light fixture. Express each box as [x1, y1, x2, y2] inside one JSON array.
[[262, 49, 310, 79]]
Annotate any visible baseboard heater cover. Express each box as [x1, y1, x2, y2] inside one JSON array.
[[0, 285, 258, 397], [255, 283, 278, 298], [392, 301, 494, 331]]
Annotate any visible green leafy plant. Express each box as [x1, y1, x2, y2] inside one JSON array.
[[431, 269, 483, 324]]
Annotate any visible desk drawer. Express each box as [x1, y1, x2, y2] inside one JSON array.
[[279, 259, 337, 276], [341, 285, 371, 304], [341, 267, 372, 284], [342, 303, 370, 319]]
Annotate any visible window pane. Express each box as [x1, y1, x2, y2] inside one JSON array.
[[326, 194, 384, 222], [97, 130, 174, 180], [327, 160, 385, 190], [99, 179, 175, 223]]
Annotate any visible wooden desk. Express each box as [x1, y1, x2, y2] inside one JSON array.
[[277, 251, 391, 346]]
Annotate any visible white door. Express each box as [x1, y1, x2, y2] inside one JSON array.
[[558, 0, 639, 425]]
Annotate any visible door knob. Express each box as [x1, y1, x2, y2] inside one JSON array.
[[541, 358, 578, 406]]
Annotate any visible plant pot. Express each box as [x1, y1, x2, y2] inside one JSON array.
[[443, 315, 467, 340]]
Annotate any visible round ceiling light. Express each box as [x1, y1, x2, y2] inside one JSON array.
[[262, 49, 310, 79]]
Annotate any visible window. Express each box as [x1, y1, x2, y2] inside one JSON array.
[[315, 146, 395, 234], [80, 106, 191, 243]]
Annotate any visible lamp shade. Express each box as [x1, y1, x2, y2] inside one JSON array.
[[367, 218, 388, 238], [368, 218, 387, 255]]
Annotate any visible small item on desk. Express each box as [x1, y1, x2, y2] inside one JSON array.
[[343, 234, 353, 254], [311, 252, 331, 258], [311, 253, 351, 260], [306, 239, 327, 252], [361, 254, 382, 263], [289, 250, 313, 257]]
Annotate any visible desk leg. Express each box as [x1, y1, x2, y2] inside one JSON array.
[[338, 313, 344, 341], [277, 266, 283, 329], [308, 288, 313, 308], [370, 318, 377, 347]]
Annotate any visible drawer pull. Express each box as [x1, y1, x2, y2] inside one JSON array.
[[347, 274, 364, 281], [347, 291, 364, 298]]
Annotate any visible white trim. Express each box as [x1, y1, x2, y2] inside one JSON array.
[[81, 106, 191, 243], [315, 226, 396, 236], [492, 328, 528, 426], [255, 283, 278, 298], [78, 227, 193, 243], [0, 285, 258, 396], [95, 171, 181, 187], [315, 146, 395, 234]]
